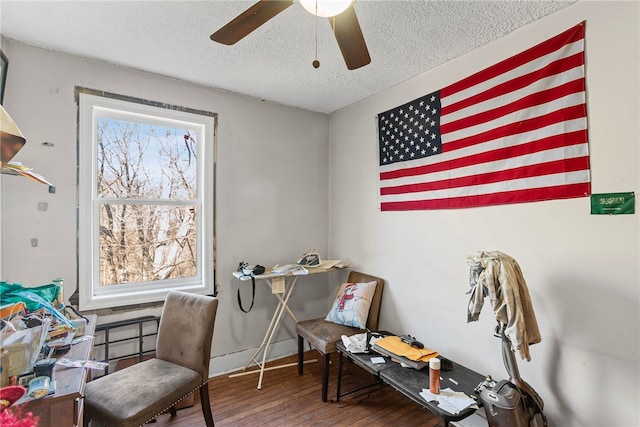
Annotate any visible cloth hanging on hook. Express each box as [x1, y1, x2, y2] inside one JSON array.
[[466, 251, 541, 361]]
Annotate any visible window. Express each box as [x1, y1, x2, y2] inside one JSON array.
[[77, 89, 216, 310]]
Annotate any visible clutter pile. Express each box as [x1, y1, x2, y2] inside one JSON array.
[[0, 280, 84, 388]]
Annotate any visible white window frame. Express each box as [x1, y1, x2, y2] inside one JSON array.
[[77, 90, 215, 310]]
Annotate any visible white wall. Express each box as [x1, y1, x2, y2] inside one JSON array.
[[0, 39, 338, 367], [328, 2, 639, 427]]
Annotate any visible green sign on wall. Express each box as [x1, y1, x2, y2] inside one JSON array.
[[590, 192, 635, 215]]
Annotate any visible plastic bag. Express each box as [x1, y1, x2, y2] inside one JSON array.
[[0, 282, 62, 312], [0, 318, 51, 376]]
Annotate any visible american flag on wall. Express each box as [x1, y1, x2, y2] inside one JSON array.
[[377, 22, 590, 211]]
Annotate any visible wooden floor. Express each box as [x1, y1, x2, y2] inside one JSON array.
[[151, 351, 444, 427]]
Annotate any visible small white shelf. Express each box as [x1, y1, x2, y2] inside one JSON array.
[[1, 162, 55, 193]]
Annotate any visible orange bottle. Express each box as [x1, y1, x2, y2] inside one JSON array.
[[429, 358, 441, 394]]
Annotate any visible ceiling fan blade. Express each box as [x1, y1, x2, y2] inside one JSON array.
[[211, 0, 294, 45], [330, 5, 371, 70]]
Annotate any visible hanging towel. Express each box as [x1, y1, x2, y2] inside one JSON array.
[[467, 251, 541, 361]]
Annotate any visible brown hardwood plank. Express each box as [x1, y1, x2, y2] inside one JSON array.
[[150, 351, 445, 427]]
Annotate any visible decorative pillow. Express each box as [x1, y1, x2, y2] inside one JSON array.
[[325, 280, 377, 329]]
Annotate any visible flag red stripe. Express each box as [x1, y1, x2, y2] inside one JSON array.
[[380, 182, 590, 211], [380, 130, 587, 181], [381, 156, 589, 195], [443, 103, 586, 153], [441, 23, 585, 98], [442, 52, 584, 117], [441, 77, 586, 135]]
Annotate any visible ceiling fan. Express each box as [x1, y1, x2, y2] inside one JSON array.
[[210, 0, 371, 70]]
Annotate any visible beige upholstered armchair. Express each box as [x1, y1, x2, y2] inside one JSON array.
[[296, 271, 384, 402], [84, 291, 219, 427]]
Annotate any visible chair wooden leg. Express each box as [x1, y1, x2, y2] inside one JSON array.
[[200, 385, 215, 427], [298, 335, 304, 375], [321, 352, 330, 402], [169, 406, 177, 417]]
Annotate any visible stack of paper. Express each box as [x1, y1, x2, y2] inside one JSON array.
[[341, 333, 368, 353], [419, 387, 478, 414], [372, 336, 438, 370]]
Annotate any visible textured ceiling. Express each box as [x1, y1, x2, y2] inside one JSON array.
[[0, 1, 576, 114]]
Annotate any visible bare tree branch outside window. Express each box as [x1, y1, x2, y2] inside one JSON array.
[[96, 118, 198, 286]]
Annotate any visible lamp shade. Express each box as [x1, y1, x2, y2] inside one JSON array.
[[0, 104, 26, 169], [299, 0, 353, 17]]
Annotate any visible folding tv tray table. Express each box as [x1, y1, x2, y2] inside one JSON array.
[[336, 338, 486, 427]]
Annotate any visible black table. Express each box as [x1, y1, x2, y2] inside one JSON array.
[[336, 338, 485, 427], [336, 340, 393, 401]]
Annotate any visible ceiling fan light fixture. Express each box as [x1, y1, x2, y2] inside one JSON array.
[[299, 0, 353, 18]]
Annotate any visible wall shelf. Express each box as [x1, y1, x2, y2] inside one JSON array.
[[1, 162, 55, 193]]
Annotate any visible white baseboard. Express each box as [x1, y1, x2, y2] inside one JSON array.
[[208, 337, 299, 378]]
